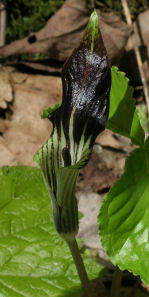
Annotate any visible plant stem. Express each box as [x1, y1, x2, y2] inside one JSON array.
[[91, 0, 95, 9], [110, 267, 123, 297], [66, 238, 90, 291]]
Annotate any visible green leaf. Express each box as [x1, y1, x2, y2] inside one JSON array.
[[138, 103, 149, 133], [99, 137, 149, 285], [41, 102, 62, 119], [0, 166, 103, 297], [83, 9, 100, 53], [107, 67, 145, 146]]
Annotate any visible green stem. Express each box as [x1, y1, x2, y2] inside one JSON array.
[[110, 267, 123, 297], [66, 238, 89, 291]]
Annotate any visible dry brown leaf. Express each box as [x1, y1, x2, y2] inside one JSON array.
[[0, 69, 13, 109], [0, 118, 10, 133], [2, 68, 62, 166], [126, 9, 149, 49], [120, 9, 149, 84], [0, 136, 17, 166], [96, 129, 123, 150], [0, 0, 131, 65], [77, 146, 126, 193]]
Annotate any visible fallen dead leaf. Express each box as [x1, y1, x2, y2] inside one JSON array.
[[0, 118, 10, 134], [1, 67, 62, 166], [77, 145, 126, 194], [96, 129, 123, 150], [0, 69, 14, 109], [120, 9, 149, 84], [0, 136, 17, 166], [0, 0, 131, 65]]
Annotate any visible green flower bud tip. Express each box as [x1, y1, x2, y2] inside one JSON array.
[[83, 10, 100, 53]]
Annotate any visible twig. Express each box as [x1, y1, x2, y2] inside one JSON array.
[[0, 2, 6, 47], [110, 267, 123, 297], [121, 0, 149, 114], [91, 0, 95, 9]]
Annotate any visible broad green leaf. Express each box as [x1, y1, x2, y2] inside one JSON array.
[[107, 67, 145, 146], [0, 166, 103, 297], [99, 137, 149, 285]]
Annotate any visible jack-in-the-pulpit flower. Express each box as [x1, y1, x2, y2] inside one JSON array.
[[34, 11, 111, 240]]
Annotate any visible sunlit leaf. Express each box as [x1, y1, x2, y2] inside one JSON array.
[[0, 166, 103, 297], [99, 137, 149, 285], [107, 67, 145, 146]]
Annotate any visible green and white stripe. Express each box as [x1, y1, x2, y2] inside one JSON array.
[[34, 111, 92, 240]]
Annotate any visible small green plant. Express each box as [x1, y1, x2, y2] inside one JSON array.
[[0, 10, 149, 297], [5, 0, 64, 43]]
